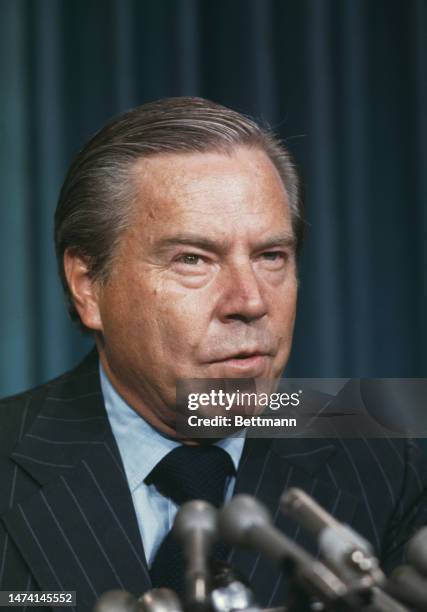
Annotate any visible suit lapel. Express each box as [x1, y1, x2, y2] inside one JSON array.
[[2, 352, 151, 610], [229, 436, 361, 608]]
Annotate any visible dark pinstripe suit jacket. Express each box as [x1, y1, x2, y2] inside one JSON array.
[[1, 349, 427, 611]]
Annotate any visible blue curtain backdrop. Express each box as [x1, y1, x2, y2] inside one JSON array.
[[1, 0, 426, 398]]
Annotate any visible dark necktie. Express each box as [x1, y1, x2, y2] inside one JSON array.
[[145, 444, 235, 594]]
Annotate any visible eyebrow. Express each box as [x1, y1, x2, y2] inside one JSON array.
[[154, 232, 297, 254]]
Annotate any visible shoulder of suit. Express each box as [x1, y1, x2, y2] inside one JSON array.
[[0, 374, 65, 454], [271, 435, 414, 479], [0, 348, 99, 455]]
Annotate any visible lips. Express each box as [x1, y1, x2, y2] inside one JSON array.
[[206, 350, 272, 377], [209, 349, 271, 363]]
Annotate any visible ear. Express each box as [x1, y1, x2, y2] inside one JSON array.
[[63, 249, 103, 331]]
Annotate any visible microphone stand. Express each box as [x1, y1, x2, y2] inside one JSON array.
[[173, 500, 219, 612], [280, 488, 410, 612]]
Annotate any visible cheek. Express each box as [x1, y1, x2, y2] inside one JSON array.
[[131, 283, 211, 360], [271, 277, 297, 319], [98, 276, 153, 350], [269, 286, 297, 362]]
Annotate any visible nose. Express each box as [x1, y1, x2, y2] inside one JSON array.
[[217, 261, 268, 323]]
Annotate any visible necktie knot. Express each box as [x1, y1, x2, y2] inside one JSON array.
[[145, 444, 235, 507]]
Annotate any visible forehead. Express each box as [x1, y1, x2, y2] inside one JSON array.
[[129, 147, 292, 241]]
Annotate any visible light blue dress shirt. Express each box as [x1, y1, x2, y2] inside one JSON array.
[[100, 363, 245, 567]]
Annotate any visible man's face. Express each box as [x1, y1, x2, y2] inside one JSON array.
[[93, 146, 298, 433]]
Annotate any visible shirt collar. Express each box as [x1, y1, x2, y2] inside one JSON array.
[[99, 362, 245, 491]]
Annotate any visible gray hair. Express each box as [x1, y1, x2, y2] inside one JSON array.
[[54, 96, 304, 330]]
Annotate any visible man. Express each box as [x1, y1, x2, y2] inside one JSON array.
[[0, 97, 426, 611]]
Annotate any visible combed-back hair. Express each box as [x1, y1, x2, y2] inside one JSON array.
[[54, 96, 304, 330]]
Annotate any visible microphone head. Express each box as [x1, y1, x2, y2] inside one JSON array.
[[219, 494, 271, 547], [281, 487, 310, 509], [210, 559, 251, 589], [138, 588, 183, 612], [172, 499, 218, 543], [407, 526, 427, 578], [389, 565, 427, 610], [93, 590, 139, 612]]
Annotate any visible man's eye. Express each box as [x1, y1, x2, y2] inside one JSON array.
[[177, 253, 202, 265], [262, 251, 284, 261]]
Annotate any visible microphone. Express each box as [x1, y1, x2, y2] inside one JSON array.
[[210, 560, 261, 612], [388, 565, 427, 611], [93, 590, 140, 612], [366, 586, 411, 612], [281, 488, 385, 588], [172, 500, 218, 611], [408, 526, 427, 579], [138, 588, 183, 612], [218, 494, 350, 606]]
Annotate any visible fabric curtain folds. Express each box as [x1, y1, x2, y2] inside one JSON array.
[[0, 0, 426, 398]]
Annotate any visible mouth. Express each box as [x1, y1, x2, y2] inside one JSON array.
[[211, 349, 271, 361], [208, 351, 272, 375]]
